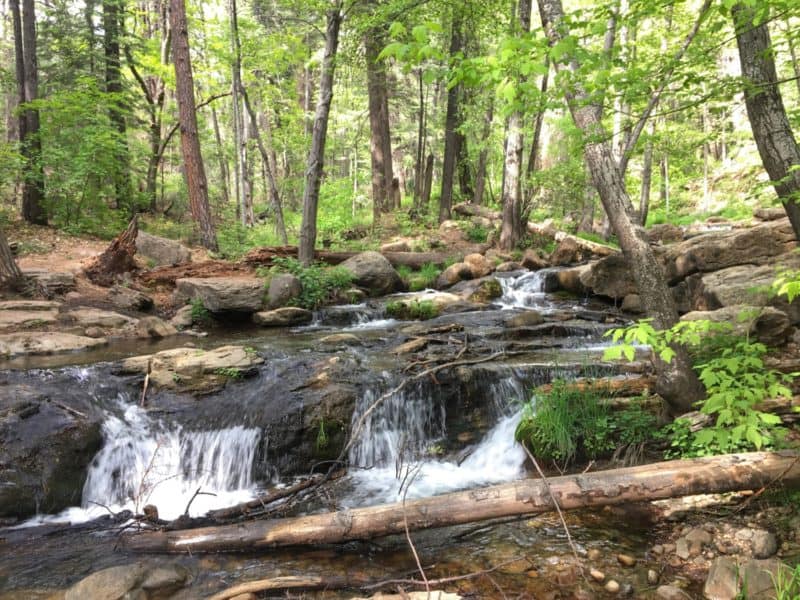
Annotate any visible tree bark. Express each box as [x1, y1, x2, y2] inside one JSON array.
[[169, 0, 217, 251], [104, 0, 132, 211], [413, 69, 426, 208], [0, 227, 23, 290], [536, 0, 704, 415], [298, 5, 342, 265], [210, 105, 230, 206], [639, 119, 655, 225], [123, 451, 800, 553], [11, 0, 47, 225], [84, 217, 139, 286], [422, 153, 434, 207], [365, 20, 394, 224], [733, 3, 800, 241], [472, 102, 493, 205], [439, 14, 463, 223]]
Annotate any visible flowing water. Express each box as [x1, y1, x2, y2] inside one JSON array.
[[0, 270, 664, 598]]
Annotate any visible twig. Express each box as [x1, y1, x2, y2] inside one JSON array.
[[140, 358, 152, 407], [522, 445, 585, 579], [183, 487, 216, 517], [400, 464, 429, 596], [361, 557, 527, 590], [52, 401, 87, 419]]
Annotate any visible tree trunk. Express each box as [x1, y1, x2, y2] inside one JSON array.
[[242, 87, 288, 244], [298, 5, 342, 266], [365, 21, 394, 224], [0, 227, 23, 290], [210, 105, 230, 206], [413, 69, 426, 208], [639, 120, 655, 225], [536, 0, 704, 415], [11, 0, 47, 226], [169, 0, 217, 251], [733, 3, 800, 241], [104, 0, 132, 211], [472, 102, 493, 205], [439, 14, 463, 223], [228, 0, 250, 227], [123, 451, 800, 553], [422, 153, 434, 207]]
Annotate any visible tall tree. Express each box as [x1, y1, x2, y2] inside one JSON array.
[[732, 3, 800, 241], [298, 3, 342, 265], [11, 0, 47, 225], [439, 13, 464, 223], [499, 0, 531, 251], [103, 0, 133, 211], [169, 0, 217, 251], [536, 0, 704, 416]]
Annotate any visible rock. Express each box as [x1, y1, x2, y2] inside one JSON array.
[[436, 262, 473, 288], [648, 570, 659, 585], [176, 277, 266, 313], [522, 248, 549, 270], [555, 264, 590, 295], [686, 527, 713, 555], [0, 386, 102, 518], [340, 251, 404, 296], [506, 311, 545, 328], [676, 537, 690, 560], [647, 223, 684, 244], [754, 207, 786, 221], [580, 254, 637, 300], [319, 333, 361, 346], [751, 529, 778, 559], [0, 303, 60, 331], [267, 273, 302, 309], [621, 294, 643, 313], [604, 579, 620, 593], [23, 269, 76, 296], [681, 305, 792, 346], [661, 219, 796, 282], [170, 305, 194, 329], [253, 307, 313, 327], [463, 253, 493, 278], [108, 285, 154, 311], [65, 562, 189, 600], [449, 277, 503, 303], [62, 308, 137, 329], [550, 237, 584, 265], [380, 240, 412, 253], [495, 261, 522, 272], [655, 585, 689, 599], [438, 219, 467, 244], [587, 548, 602, 561], [703, 556, 739, 600], [0, 332, 107, 357], [617, 553, 636, 567], [119, 345, 264, 391], [589, 568, 605, 582], [135, 316, 178, 339], [136, 231, 192, 266], [0, 300, 60, 311], [738, 558, 787, 598]]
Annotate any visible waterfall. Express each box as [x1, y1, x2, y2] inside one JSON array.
[[80, 401, 262, 521], [498, 270, 549, 309]]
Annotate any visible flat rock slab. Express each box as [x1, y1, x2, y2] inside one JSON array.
[[176, 277, 265, 312], [120, 345, 264, 391], [0, 309, 59, 331], [0, 300, 61, 311], [253, 307, 313, 327], [0, 332, 107, 357], [62, 308, 138, 329]]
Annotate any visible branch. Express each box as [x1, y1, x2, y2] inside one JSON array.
[[157, 92, 232, 168]]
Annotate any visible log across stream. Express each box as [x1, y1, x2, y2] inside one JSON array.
[[124, 451, 800, 553]]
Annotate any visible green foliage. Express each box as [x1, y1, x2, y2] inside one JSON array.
[[316, 419, 329, 451], [514, 380, 656, 466], [773, 269, 800, 303], [268, 257, 354, 310], [214, 367, 244, 379], [399, 262, 442, 292], [604, 317, 794, 457], [385, 299, 439, 320], [771, 563, 800, 600], [465, 222, 490, 243], [189, 298, 211, 324]]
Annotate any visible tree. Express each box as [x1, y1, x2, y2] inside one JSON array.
[[0, 227, 23, 289], [536, 0, 704, 415], [438, 13, 464, 224], [11, 0, 47, 225], [732, 2, 800, 241], [169, 0, 218, 251], [298, 3, 343, 265]]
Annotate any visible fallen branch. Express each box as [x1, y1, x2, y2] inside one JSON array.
[[122, 451, 800, 553], [208, 574, 371, 600]]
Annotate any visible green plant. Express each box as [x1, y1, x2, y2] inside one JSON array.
[[214, 367, 244, 379], [269, 257, 354, 309], [773, 268, 800, 303], [316, 419, 329, 450], [466, 222, 489, 243], [189, 298, 211, 324], [385, 299, 439, 320], [604, 318, 794, 457], [771, 563, 800, 600]]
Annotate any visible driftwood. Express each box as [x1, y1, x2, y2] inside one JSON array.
[[123, 451, 800, 554], [527, 221, 618, 257], [85, 217, 139, 286], [208, 575, 371, 600], [535, 376, 656, 397]]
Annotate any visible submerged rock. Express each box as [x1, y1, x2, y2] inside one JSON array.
[[253, 307, 313, 327], [65, 562, 189, 600]]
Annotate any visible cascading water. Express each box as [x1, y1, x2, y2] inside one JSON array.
[[498, 270, 551, 309], [78, 399, 262, 521]]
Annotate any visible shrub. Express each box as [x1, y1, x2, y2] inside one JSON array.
[[385, 299, 438, 320], [269, 257, 354, 310]]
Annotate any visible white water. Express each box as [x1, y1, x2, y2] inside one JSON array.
[[26, 400, 263, 525], [498, 271, 552, 310]]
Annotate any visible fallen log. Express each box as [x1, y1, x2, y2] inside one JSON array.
[[208, 574, 371, 600], [535, 375, 655, 397], [123, 451, 800, 554], [527, 221, 618, 258], [138, 260, 255, 287], [452, 202, 501, 221], [242, 246, 459, 270]]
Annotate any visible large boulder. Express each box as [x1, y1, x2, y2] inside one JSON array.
[[175, 277, 265, 313], [253, 307, 313, 327], [549, 237, 584, 266], [136, 231, 192, 266], [661, 219, 796, 283], [0, 332, 107, 358], [704, 557, 789, 600], [553, 264, 591, 296], [119, 345, 264, 392], [436, 262, 473, 288], [22, 269, 76, 297], [340, 251, 403, 296], [579, 255, 637, 300], [266, 273, 302, 308], [134, 316, 178, 339], [449, 277, 503, 304], [65, 562, 189, 600], [463, 253, 493, 278], [0, 384, 103, 518], [647, 223, 684, 245], [681, 305, 793, 346], [108, 285, 154, 311]]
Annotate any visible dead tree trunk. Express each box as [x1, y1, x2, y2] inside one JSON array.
[[123, 451, 800, 553], [84, 217, 138, 286], [0, 228, 23, 290]]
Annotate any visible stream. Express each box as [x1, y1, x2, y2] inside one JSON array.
[[0, 271, 666, 598]]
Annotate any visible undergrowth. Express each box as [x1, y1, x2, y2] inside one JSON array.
[[264, 257, 354, 310]]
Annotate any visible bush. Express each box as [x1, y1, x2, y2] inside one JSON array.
[[385, 299, 438, 320], [267, 257, 354, 310]]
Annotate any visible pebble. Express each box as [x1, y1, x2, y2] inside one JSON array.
[[616, 553, 636, 567], [587, 548, 602, 561], [651, 544, 664, 556], [675, 538, 690, 560], [604, 580, 620, 593], [572, 589, 593, 600], [589, 568, 605, 582], [647, 569, 659, 585]]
